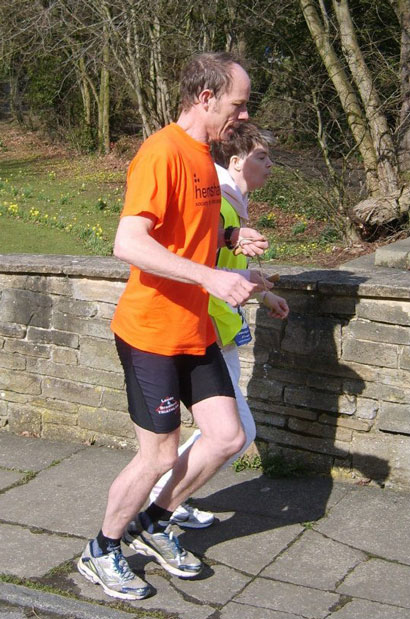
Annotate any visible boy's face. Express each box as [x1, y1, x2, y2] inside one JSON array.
[[240, 144, 273, 192]]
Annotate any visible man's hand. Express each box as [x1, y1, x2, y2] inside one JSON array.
[[248, 269, 275, 291], [232, 227, 268, 257], [261, 291, 289, 319], [202, 269, 258, 307]]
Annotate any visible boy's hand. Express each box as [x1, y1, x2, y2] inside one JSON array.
[[261, 291, 289, 319], [232, 227, 268, 256], [249, 269, 276, 291]]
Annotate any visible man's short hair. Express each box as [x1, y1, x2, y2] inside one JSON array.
[[180, 52, 242, 111], [211, 121, 275, 168]]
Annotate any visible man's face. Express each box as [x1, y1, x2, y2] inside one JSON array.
[[207, 64, 250, 141], [240, 145, 273, 192]]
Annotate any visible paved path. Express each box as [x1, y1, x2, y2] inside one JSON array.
[[1, 433, 410, 618]]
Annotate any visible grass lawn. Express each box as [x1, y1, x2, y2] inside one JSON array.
[[0, 215, 94, 254], [0, 123, 125, 255]]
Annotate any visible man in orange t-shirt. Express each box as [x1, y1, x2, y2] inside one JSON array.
[[77, 52, 268, 601]]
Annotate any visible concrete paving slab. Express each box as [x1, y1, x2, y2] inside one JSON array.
[[191, 471, 347, 525], [170, 564, 251, 605], [71, 570, 216, 619], [0, 470, 24, 491], [337, 558, 410, 608], [0, 447, 133, 538], [330, 598, 410, 618], [0, 582, 145, 619], [261, 529, 366, 589], [314, 486, 410, 565], [220, 602, 303, 619], [179, 512, 303, 575], [0, 435, 84, 472], [0, 523, 84, 578], [235, 578, 340, 619]]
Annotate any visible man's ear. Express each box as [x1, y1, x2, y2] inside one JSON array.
[[198, 89, 213, 110]]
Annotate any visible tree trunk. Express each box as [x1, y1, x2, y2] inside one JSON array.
[[332, 0, 400, 195], [299, 0, 380, 196], [98, 29, 110, 155], [397, 0, 410, 173]]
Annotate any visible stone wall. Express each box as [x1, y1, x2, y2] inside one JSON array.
[[1, 254, 410, 487]]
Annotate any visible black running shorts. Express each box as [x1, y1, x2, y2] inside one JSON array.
[[115, 335, 235, 434]]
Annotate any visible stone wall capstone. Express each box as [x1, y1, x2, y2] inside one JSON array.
[[1, 254, 410, 488]]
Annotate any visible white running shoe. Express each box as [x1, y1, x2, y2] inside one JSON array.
[[77, 542, 151, 600], [123, 522, 202, 577], [168, 503, 215, 529]]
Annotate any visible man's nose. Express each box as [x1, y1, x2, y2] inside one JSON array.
[[238, 108, 249, 120]]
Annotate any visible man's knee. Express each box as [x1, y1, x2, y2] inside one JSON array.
[[219, 426, 246, 459]]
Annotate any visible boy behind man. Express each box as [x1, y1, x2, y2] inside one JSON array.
[[147, 122, 289, 528]]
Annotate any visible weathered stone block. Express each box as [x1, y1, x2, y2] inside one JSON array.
[[319, 296, 358, 316], [42, 423, 90, 443], [252, 410, 287, 427], [23, 275, 72, 296], [345, 319, 410, 345], [400, 346, 410, 370], [247, 378, 283, 402], [288, 417, 353, 442], [54, 298, 98, 318], [52, 312, 112, 339], [41, 377, 102, 407], [356, 398, 379, 419], [281, 315, 342, 356], [356, 299, 410, 326], [8, 403, 41, 435], [79, 337, 122, 372], [266, 403, 318, 421], [97, 302, 117, 320], [256, 424, 349, 457], [42, 409, 78, 426], [31, 398, 78, 414], [0, 352, 26, 370], [101, 389, 128, 412], [0, 322, 26, 338], [284, 385, 356, 414], [0, 391, 29, 404], [78, 406, 134, 438], [52, 347, 78, 365], [72, 279, 125, 304], [26, 357, 122, 389], [0, 370, 41, 395], [318, 413, 372, 431], [0, 289, 52, 328], [27, 326, 79, 349], [4, 339, 50, 358], [378, 402, 410, 435], [342, 338, 398, 368]]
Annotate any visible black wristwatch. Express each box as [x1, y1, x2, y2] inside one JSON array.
[[224, 226, 237, 250]]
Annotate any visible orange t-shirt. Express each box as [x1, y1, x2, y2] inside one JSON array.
[[111, 123, 221, 355]]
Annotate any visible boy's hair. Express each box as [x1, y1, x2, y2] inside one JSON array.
[[180, 52, 242, 112], [211, 121, 275, 168]]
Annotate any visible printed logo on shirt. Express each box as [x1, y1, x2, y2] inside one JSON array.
[[156, 396, 179, 415], [194, 173, 221, 207]]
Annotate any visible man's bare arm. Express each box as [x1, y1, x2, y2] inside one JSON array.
[[114, 215, 258, 307]]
